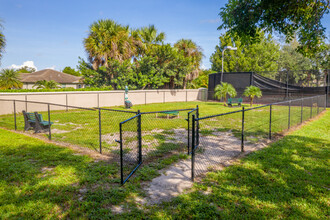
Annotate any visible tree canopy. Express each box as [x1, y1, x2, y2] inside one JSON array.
[[83, 19, 139, 70], [81, 20, 203, 90], [219, 0, 330, 57], [62, 66, 81, 76], [0, 69, 22, 89], [210, 30, 280, 75], [16, 66, 36, 73]]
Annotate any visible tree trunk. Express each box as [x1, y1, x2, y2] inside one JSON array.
[[250, 97, 253, 107], [183, 78, 187, 89], [224, 95, 227, 106]]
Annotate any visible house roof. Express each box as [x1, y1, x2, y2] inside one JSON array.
[[20, 69, 82, 84]]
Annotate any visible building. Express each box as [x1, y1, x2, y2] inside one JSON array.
[[20, 69, 84, 89]]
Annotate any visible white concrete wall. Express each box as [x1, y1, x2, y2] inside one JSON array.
[[0, 88, 208, 115]]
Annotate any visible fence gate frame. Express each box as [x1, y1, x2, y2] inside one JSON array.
[[187, 106, 199, 155], [117, 112, 142, 185]]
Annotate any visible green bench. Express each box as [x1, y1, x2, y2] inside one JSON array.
[[156, 111, 180, 119], [227, 98, 243, 107], [22, 110, 53, 133]]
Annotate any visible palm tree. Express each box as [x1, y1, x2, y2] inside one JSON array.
[[243, 86, 262, 107], [214, 82, 237, 106], [135, 25, 165, 57], [174, 39, 203, 88], [33, 80, 60, 89], [83, 19, 140, 70], [139, 25, 165, 45], [0, 69, 22, 89], [0, 20, 6, 66]]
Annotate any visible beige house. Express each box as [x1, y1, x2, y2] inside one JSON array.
[[20, 69, 84, 89]]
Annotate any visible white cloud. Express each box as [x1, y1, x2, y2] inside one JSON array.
[[8, 61, 38, 71]]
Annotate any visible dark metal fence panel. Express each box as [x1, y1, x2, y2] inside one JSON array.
[[191, 94, 326, 180], [244, 105, 270, 143], [98, 108, 137, 156], [187, 108, 198, 154], [118, 114, 142, 185], [193, 110, 242, 178], [137, 109, 193, 160], [48, 104, 99, 151]]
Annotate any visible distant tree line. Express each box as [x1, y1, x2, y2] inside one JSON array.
[[79, 20, 203, 90], [210, 30, 330, 85]]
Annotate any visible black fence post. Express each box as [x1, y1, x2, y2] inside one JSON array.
[[13, 100, 17, 130], [301, 98, 303, 124], [288, 101, 291, 129], [48, 104, 51, 140], [137, 110, 142, 164], [98, 108, 102, 154], [241, 107, 245, 152], [191, 114, 195, 182], [119, 123, 123, 185], [196, 105, 199, 146], [269, 105, 272, 140]]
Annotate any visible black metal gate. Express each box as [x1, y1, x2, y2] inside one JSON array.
[[117, 113, 142, 185], [187, 106, 199, 154]]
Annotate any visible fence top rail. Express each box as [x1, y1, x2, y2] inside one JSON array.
[[188, 108, 198, 114], [244, 104, 270, 112], [140, 108, 195, 114], [120, 113, 141, 124], [96, 107, 138, 114], [197, 94, 326, 120], [198, 109, 244, 121], [0, 98, 96, 111]]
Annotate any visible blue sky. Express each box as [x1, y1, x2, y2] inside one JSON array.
[[0, 0, 329, 71]]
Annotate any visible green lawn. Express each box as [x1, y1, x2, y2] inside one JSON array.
[[0, 109, 328, 219], [0, 101, 323, 157], [143, 110, 330, 219], [0, 128, 187, 219]]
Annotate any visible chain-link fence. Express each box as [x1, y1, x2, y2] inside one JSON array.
[[139, 108, 195, 160], [192, 95, 327, 180], [0, 95, 327, 185], [118, 113, 142, 184]]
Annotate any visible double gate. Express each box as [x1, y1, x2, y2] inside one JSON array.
[[118, 107, 199, 185]]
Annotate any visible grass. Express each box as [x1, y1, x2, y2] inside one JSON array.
[[140, 110, 330, 219], [0, 101, 320, 153], [0, 128, 188, 219], [0, 109, 328, 219]]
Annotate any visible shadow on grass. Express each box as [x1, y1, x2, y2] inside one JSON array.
[[143, 134, 329, 219]]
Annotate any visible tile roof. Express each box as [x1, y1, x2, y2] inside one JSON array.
[[20, 69, 82, 84]]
